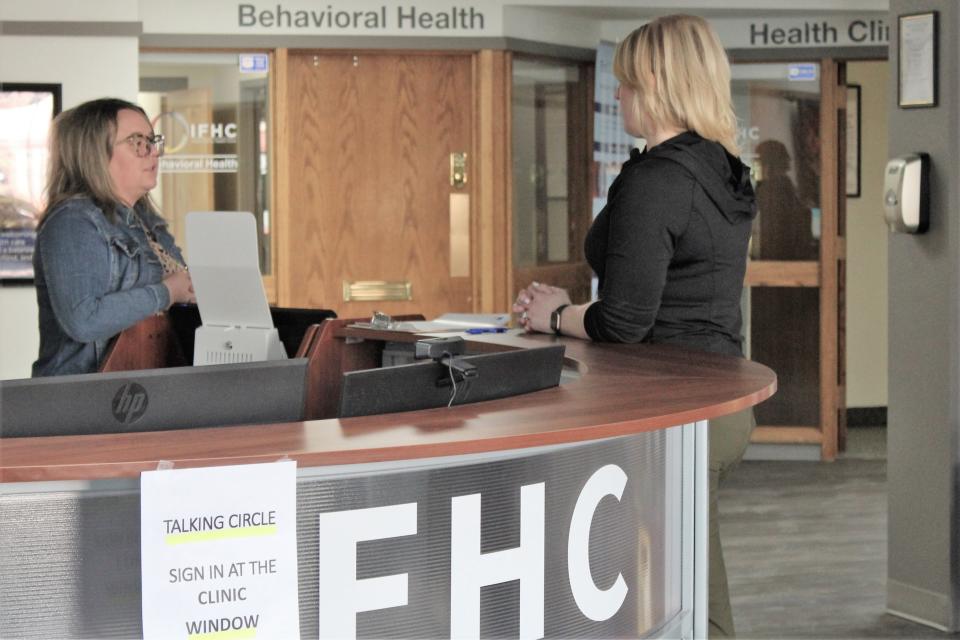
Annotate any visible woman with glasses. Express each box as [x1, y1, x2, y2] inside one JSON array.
[[513, 15, 756, 637], [32, 97, 195, 376]]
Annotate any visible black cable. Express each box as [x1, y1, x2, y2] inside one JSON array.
[[445, 352, 458, 407]]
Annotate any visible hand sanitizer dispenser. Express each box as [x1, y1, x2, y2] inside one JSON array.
[[883, 153, 930, 234]]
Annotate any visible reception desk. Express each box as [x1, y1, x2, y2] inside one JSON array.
[[0, 327, 775, 639]]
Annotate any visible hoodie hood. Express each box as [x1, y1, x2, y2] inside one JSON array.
[[642, 131, 757, 224]]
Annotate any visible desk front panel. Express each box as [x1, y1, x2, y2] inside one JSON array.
[[1, 428, 694, 639]]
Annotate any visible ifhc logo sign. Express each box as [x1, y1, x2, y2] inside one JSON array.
[[112, 383, 149, 424]]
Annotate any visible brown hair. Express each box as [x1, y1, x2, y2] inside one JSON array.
[[614, 15, 739, 155], [42, 97, 157, 224]]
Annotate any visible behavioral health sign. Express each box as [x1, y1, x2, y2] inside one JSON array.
[[140, 461, 299, 639]]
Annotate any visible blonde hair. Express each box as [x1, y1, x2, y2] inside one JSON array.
[[614, 14, 739, 156], [42, 98, 157, 224]]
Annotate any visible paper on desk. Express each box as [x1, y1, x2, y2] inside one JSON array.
[[355, 313, 511, 332], [395, 313, 510, 331]]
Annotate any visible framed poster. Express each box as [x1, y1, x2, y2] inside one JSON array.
[[898, 12, 938, 108], [0, 82, 61, 282], [845, 85, 861, 198]]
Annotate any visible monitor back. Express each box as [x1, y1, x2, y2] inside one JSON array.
[[1, 359, 309, 438], [338, 345, 565, 418]]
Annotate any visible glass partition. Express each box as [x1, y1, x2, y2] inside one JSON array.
[[512, 59, 581, 267], [511, 57, 592, 303], [732, 63, 822, 262], [733, 63, 823, 429], [138, 52, 273, 275]]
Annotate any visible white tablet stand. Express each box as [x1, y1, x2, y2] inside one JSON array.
[[186, 211, 286, 366]]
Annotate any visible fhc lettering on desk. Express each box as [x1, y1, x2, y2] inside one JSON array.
[[316, 463, 630, 638]]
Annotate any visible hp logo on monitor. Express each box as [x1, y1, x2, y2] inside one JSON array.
[[112, 383, 149, 424]]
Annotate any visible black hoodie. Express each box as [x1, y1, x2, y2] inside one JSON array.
[[583, 131, 757, 357]]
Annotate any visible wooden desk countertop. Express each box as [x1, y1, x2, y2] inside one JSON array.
[[0, 331, 776, 483]]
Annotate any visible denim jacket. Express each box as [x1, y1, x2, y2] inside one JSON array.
[[32, 197, 183, 376]]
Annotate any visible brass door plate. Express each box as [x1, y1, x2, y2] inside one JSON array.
[[342, 280, 413, 302]]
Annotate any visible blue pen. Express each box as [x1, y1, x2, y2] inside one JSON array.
[[465, 327, 507, 334]]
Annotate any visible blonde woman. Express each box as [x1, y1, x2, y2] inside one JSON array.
[[33, 98, 194, 376], [514, 15, 756, 637]]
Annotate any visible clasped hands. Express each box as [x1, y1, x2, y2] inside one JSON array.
[[512, 282, 571, 334], [163, 270, 197, 307]]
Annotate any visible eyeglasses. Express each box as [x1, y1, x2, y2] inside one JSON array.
[[117, 133, 165, 158]]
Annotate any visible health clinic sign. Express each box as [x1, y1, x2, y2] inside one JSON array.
[[678, 15, 890, 49], [606, 14, 888, 49]]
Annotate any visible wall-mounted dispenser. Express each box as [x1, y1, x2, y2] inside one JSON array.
[[883, 153, 930, 233]]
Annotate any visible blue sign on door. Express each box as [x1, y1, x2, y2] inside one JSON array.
[[787, 63, 817, 81], [239, 54, 269, 73]]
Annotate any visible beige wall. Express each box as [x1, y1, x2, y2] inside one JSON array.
[[845, 60, 889, 409]]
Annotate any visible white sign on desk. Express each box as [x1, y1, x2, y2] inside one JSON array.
[[140, 461, 300, 639]]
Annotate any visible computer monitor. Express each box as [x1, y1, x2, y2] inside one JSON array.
[[338, 345, 565, 418], [0, 359, 309, 438]]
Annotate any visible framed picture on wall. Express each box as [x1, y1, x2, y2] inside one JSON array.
[[845, 85, 861, 198], [897, 11, 938, 108], [0, 82, 61, 282]]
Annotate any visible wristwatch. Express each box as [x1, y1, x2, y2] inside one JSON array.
[[550, 304, 570, 336]]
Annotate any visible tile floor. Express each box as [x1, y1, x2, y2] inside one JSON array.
[[719, 426, 958, 639]]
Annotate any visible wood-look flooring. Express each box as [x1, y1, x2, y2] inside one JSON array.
[[720, 428, 958, 639]]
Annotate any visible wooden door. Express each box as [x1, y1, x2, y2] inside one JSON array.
[[279, 52, 474, 320], [734, 59, 846, 460]]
